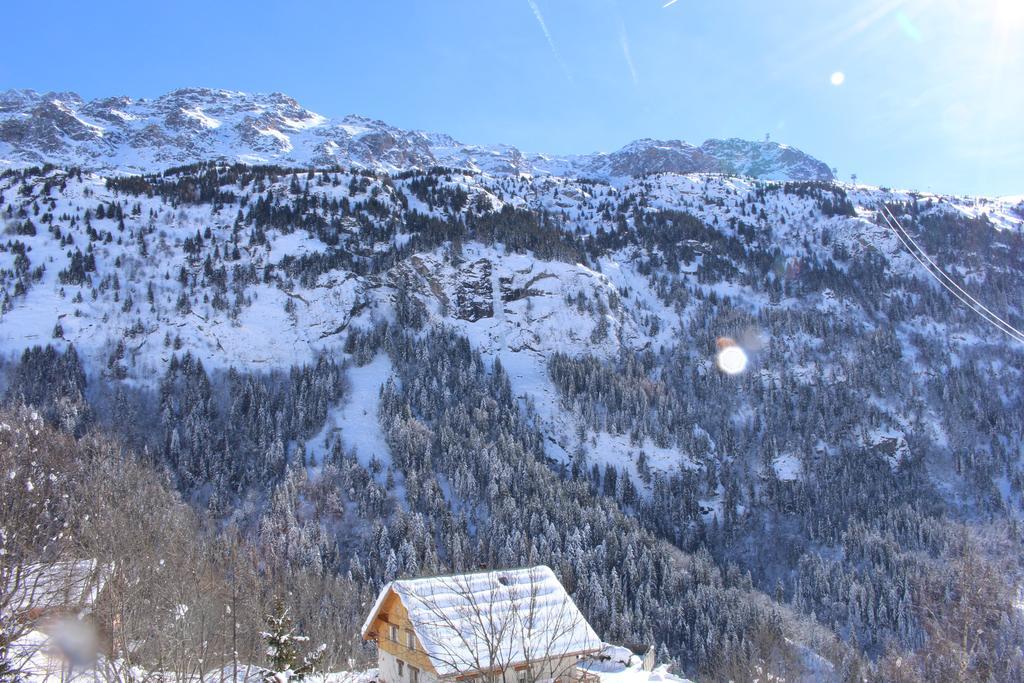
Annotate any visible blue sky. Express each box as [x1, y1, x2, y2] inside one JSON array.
[[2, 0, 1022, 196]]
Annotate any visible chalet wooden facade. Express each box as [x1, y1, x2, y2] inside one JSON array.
[[361, 566, 602, 683]]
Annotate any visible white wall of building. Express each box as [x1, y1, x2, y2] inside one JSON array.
[[378, 648, 440, 683]]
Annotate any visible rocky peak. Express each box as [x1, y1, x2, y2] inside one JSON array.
[[593, 138, 720, 177], [0, 87, 834, 181], [699, 138, 834, 181]]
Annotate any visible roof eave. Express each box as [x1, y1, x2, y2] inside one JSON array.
[[359, 582, 395, 639]]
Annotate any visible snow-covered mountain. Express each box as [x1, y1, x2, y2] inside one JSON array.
[[0, 88, 834, 181], [2, 163, 1020, 489], [3, 88, 1024, 680]]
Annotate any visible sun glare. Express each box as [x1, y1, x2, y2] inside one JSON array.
[[916, 0, 1024, 38], [990, 0, 1024, 27], [716, 345, 748, 375]]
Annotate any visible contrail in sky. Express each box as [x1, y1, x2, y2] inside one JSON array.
[[663, 0, 680, 7], [526, 0, 572, 81], [619, 21, 639, 86]]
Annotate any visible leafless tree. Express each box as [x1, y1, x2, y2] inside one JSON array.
[[0, 407, 87, 680], [0, 408, 245, 682], [875, 524, 1024, 682], [0, 407, 381, 682]]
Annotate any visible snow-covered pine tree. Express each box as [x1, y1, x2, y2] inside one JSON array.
[[261, 599, 325, 682]]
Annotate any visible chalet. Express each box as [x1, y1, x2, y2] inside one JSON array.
[[361, 566, 602, 683]]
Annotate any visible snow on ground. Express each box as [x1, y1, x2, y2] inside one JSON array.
[[581, 646, 692, 683], [422, 243, 690, 489], [583, 661, 691, 683], [9, 628, 158, 683], [180, 107, 221, 129], [863, 427, 910, 469], [13, 624, 693, 683], [773, 453, 802, 481], [10, 627, 378, 683], [267, 230, 329, 263], [318, 671, 378, 683], [588, 430, 695, 480], [307, 354, 396, 479]]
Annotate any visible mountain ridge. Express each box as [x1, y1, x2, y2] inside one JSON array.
[[2, 132, 1024, 680], [0, 87, 834, 181]]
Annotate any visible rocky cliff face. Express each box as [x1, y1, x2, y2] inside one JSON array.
[[0, 87, 833, 181], [699, 138, 835, 181]]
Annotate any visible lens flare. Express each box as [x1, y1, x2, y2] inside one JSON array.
[[716, 344, 748, 375]]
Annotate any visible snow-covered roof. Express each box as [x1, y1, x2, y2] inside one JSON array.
[[362, 566, 602, 677], [4, 559, 111, 614]]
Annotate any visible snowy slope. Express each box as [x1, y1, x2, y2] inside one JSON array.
[[2, 162, 1021, 505]]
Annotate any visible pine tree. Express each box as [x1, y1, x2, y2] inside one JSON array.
[[261, 599, 324, 682]]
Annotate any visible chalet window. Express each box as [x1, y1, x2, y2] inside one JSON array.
[[389, 624, 398, 642], [517, 671, 528, 683], [397, 660, 404, 677], [406, 630, 415, 651], [410, 665, 419, 683]]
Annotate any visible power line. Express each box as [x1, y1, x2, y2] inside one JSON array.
[[881, 204, 1024, 341], [875, 202, 1024, 344], [881, 204, 1024, 343], [878, 204, 1024, 343]]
